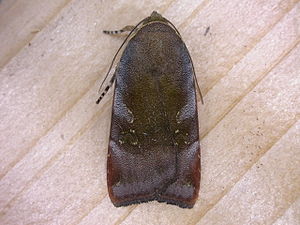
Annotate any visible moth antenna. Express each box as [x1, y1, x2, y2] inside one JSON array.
[[194, 74, 204, 104], [96, 74, 116, 104], [103, 25, 135, 35], [97, 20, 149, 104]]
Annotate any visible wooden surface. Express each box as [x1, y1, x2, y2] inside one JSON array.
[[0, 0, 299, 224]]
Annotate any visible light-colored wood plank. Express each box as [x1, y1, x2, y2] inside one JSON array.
[[272, 197, 300, 225], [199, 2, 300, 137], [77, 196, 135, 225], [181, 0, 297, 95], [0, 0, 71, 68], [196, 121, 300, 224]]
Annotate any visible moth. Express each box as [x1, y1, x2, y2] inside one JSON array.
[[97, 11, 202, 208]]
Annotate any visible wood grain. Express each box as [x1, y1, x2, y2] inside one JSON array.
[[0, 0, 299, 224]]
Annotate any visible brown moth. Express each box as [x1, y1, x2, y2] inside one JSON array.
[[97, 11, 202, 208]]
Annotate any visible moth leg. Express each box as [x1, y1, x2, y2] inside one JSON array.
[[96, 73, 116, 104], [103, 25, 135, 35]]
